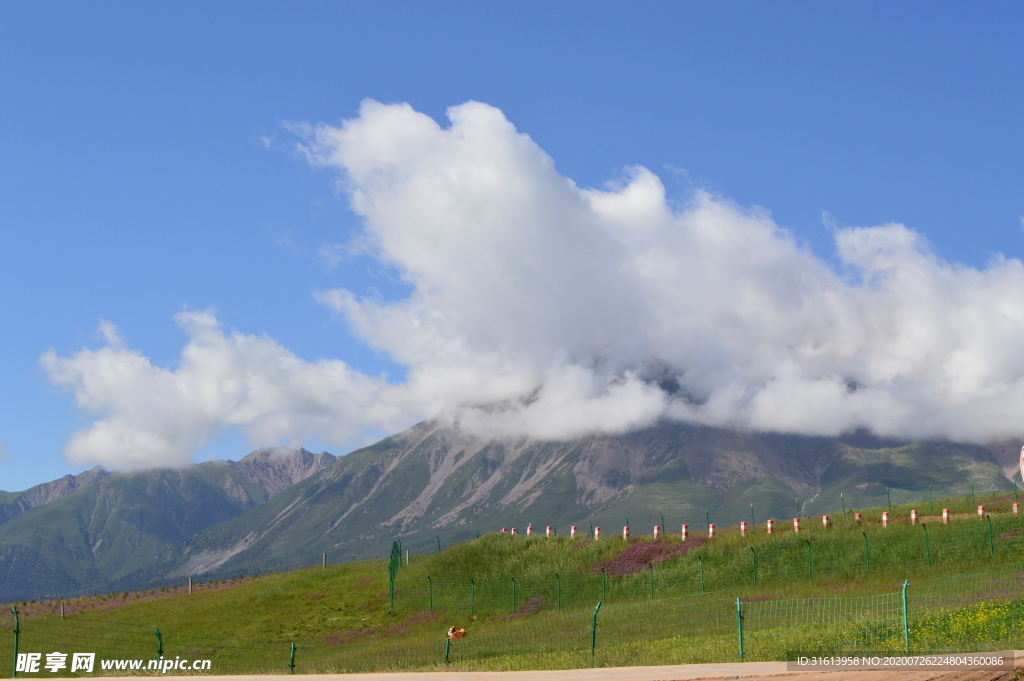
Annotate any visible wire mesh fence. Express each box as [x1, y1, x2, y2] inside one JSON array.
[[4, 561, 1024, 676]]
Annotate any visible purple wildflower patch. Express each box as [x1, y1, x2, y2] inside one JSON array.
[[590, 538, 706, 576]]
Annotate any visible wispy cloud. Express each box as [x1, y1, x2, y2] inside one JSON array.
[[44, 100, 1024, 469]]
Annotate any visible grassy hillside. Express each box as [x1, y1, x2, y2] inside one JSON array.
[[3, 486, 1023, 676]]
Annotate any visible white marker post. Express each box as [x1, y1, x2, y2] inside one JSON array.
[[708, 523, 715, 538], [511, 527, 518, 536], [855, 512, 862, 523], [822, 515, 830, 529], [882, 511, 889, 527], [526, 525, 533, 536], [681, 524, 688, 540], [942, 508, 949, 524], [766, 519, 774, 534], [594, 526, 601, 540], [740, 521, 747, 536], [910, 509, 918, 524], [546, 526, 553, 537], [653, 525, 661, 539], [978, 505, 985, 519], [793, 517, 800, 533], [570, 525, 578, 537]]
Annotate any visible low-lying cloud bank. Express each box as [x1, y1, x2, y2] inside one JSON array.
[[44, 100, 1024, 469]]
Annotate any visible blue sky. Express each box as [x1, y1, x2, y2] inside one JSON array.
[[3, 2, 1024, 491]]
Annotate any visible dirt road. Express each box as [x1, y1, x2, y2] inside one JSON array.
[[114, 654, 1024, 681]]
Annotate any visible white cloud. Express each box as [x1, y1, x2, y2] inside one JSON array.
[[44, 100, 1024, 469]]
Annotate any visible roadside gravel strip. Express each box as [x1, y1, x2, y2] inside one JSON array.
[[108, 655, 1024, 681]]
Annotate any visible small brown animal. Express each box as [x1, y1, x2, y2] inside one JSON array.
[[447, 626, 467, 640]]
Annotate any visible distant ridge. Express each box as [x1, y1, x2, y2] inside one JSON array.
[[0, 447, 336, 602]]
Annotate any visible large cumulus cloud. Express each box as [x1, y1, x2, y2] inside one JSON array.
[[44, 100, 1024, 468]]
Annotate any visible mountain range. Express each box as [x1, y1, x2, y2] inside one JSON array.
[[1, 422, 1018, 602]]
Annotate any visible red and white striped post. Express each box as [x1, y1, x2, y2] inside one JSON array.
[[855, 512, 862, 523], [511, 527, 518, 536], [594, 526, 601, 540], [623, 525, 630, 540], [882, 512, 889, 527], [681, 524, 688, 540], [653, 525, 661, 539], [1015, 503, 1019, 516], [708, 523, 715, 538], [978, 505, 985, 519], [910, 509, 918, 524], [501, 527, 508, 533], [570, 525, 578, 537], [766, 519, 774, 534], [793, 517, 800, 533], [526, 525, 533, 536], [942, 508, 949, 524], [822, 515, 830, 529], [740, 521, 747, 536], [546, 526, 553, 537]]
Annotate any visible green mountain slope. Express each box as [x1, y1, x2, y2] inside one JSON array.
[[173, 422, 1018, 580], [0, 449, 335, 602]]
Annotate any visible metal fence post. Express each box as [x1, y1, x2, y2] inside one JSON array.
[[154, 628, 163, 661], [11, 606, 19, 678], [289, 642, 295, 674], [862, 532, 871, 572], [901, 581, 910, 654], [736, 597, 745, 662], [986, 515, 995, 557], [444, 637, 451, 664], [590, 601, 602, 667], [922, 524, 931, 566]]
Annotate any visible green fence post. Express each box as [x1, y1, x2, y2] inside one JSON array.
[[444, 637, 451, 664], [900, 581, 910, 654], [705, 508, 710, 527], [698, 556, 705, 593], [922, 524, 931, 566], [648, 562, 654, 600], [750, 503, 755, 528], [887, 487, 892, 513], [862, 532, 871, 573], [805, 540, 813, 582], [11, 606, 19, 679], [660, 512, 665, 532], [750, 547, 757, 585], [795, 497, 799, 517], [436, 536, 441, 554], [428, 576, 433, 612], [289, 643, 295, 674], [470, 578, 475, 617], [986, 515, 995, 557], [555, 573, 560, 611], [735, 597, 745, 662], [841, 492, 845, 515], [590, 601, 603, 667], [154, 628, 163, 661], [511, 576, 517, 613]]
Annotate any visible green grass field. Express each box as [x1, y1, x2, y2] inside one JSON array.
[[2, 487, 1023, 675]]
